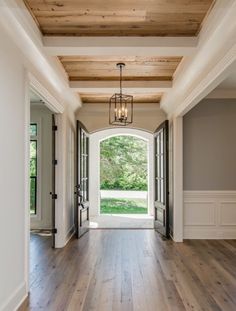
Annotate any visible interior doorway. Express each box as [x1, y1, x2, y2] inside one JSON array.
[[100, 135, 148, 215], [29, 89, 57, 247]]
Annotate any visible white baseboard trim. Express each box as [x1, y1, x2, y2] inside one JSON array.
[[184, 228, 236, 239], [0, 282, 27, 311], [184, 191, 236, 239]]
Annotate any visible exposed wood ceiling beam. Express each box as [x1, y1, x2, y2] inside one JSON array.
[[80, 93, 162, 104], [69, 81, 172, 94], [43, 36, 197, 57]]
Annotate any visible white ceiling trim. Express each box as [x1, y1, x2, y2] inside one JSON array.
[[174, 44, 236, 117], [161, 0, 236, 117], [43, 36, 198, 57], [29, 73, 64, 113], [69, 80, 172, 94], [0, 0, 81, 111]]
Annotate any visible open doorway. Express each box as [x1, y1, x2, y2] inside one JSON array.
[[89, 128, 154, 229], [100, 135, 148, 215], [29, 89, 56, 247]]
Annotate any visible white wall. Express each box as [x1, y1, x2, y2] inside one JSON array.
[[89, 128, 154, 217], [64, 109, 76, 242], [0, 23, 76, 310], [0, 23, 28, 311], [76, 103, 166, 133], [30, 104, 53, 230]]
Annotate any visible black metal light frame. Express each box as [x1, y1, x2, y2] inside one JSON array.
[[109, 63, 133, 126]]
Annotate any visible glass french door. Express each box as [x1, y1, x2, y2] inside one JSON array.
[[75, 121, 90, 238], [154, 120, 169, 238]]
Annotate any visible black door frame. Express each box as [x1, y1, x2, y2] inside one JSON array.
[[154, 120, 169, 238], [75, 120, 90, 238], [50, 114, 57, 248]]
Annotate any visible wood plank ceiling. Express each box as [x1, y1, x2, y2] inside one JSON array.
[[23, 0, 215, 104], [59, 56, 180, 103], [24, 0, 214, 37], [59, 56, 182, 81]]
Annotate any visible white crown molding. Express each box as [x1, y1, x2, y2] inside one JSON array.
[[29, 73, 64, 113], [162, 0, 236, 117], [0, 0, 81, 111], [69, 80, 172, 94]]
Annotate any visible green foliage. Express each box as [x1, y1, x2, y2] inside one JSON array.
[[101, 198, 147, 214], [30, 140, 37, 214], [100, 136, 147, 190], [30, 141, 37, 176], [30, 178, 36, 214]]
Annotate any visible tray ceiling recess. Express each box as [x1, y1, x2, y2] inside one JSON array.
[[23, 0, 215, 105], [59, 56, 182, 81], [23, 0, 215, 37], [59, 56, 181, 104]]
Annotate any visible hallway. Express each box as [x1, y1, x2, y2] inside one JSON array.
[[19, 231, 236, 311]]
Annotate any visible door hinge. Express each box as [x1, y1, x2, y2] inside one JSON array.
[[50, 193, 58, 199], [52, 159, 58, 165], [52, 228, 57, 234], [52, 125, 58, 131]]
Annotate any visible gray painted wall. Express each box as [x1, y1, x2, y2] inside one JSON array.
[[183, 99, 236, 190]]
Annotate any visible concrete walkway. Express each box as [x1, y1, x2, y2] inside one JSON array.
[[100, 190, 147, 199]]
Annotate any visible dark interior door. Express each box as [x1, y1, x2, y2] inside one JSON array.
[[51, 114, 57, 248], [75, 121, 90, 238], [154, 120, 169, 238]]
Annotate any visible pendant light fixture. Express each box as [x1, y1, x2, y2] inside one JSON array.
[[109, 63, 133, 126]]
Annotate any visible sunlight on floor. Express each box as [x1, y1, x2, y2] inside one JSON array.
[[90, 214, 154, 229]]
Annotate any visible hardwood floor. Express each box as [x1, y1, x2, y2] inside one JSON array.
[[19, 230, 236, 311]]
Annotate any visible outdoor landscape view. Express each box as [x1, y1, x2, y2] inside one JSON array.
[[100, 135, 148, 214]]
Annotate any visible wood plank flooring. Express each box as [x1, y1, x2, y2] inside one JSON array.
[[19, 230, 236, 311]]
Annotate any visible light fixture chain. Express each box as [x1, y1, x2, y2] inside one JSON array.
[[120, 64, 122, 95]]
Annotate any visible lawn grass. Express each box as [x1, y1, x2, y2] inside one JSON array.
[[100, 198, 148, 214]]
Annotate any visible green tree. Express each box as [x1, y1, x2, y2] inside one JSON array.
[[100, 136, 147, 190]]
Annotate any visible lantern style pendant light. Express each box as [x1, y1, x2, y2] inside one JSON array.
[[109, 63, 133, 126]]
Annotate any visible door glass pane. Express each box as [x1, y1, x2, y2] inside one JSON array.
[[30, 140, 37, 214], [160, 130, 164, 154], [156, 136, 159, 156], [79, 129, 89, 203], [83, 156, 87, 178], [157, 209, 163, 222], [160, 154, 164, 179], [30, 124, 37, 136], [30, 177, 37, 215], [160, 179, 164, 204]]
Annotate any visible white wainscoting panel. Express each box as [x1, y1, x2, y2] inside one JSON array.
[[184, 191, 236, 239]]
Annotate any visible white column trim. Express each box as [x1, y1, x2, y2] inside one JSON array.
[[173, 117, 183, 242]]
